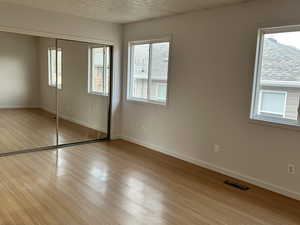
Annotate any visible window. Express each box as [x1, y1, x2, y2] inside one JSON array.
[[251, 26, 300, 126], [88, 47, 110, 96], [48, 48, 62, 89], [127, 38, 170, 104], [258, 90, 287, 117]]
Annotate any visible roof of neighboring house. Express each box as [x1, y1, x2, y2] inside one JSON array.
[[261, 38, 300, 81]]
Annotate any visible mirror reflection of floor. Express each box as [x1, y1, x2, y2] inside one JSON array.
[[0, 109, 107, 154]]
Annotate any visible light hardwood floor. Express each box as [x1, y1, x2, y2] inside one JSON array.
[[0, 140, 299, 225], [0, 109, 106, 154]]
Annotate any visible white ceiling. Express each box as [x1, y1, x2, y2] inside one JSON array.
[[0, 0, 254, 24]]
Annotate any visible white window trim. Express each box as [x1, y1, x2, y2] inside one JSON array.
[[127, 37, 171, 106], [258, 90, 287, 117], [48, 47, 62, 89], [250, 25, 300, 127], [88, 46, 110, 97]]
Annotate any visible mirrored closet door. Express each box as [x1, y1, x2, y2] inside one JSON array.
[[0, 31, 112, 156], [0, 33, 58, 154], [57, 39, 110, 145]]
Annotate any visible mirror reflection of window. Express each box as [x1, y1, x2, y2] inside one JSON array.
[[88, 47, 110, 96], [48, 47, 62, 89]]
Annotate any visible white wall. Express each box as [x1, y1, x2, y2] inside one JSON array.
[[0, 2, 122, 137], [122, 0, 300, 200], [39, 38, 108, 132], [0, 32, 39, 108]]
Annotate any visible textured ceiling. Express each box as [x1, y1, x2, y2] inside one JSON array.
[[0, 0, 254, 24]]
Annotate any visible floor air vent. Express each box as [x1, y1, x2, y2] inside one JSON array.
[[224, 180, 249, 191]]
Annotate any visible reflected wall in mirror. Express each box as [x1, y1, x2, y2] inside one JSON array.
[[56, 39, 109, 145], [0, 32, 57, 153]]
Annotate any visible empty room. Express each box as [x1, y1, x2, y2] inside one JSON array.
[[0, 0, 299, 224]]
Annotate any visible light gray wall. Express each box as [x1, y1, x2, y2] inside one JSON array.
[[39, 38, 108, 132], [0, 2, 122, 137], [122, 0, 300, 200], [0, 32, 39, 108]]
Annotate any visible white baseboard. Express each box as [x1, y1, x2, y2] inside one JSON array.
[[121, 135, 300, 201], [0, 105, 40, 109], [41, 107, 107, 133]]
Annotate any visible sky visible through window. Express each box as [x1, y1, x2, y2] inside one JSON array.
[[267, 31, 300, 50]]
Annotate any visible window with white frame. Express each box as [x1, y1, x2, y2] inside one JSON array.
[[251, 26, 300, 125], [258, 90, 287, 117], [127, 39, 170, 104], [88, 47, 110, 96], [48, 48, 62, 89]]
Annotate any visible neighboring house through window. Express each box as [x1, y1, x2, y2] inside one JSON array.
[[88, 46, 110, 96], [251, 26, 300, 126], [48, 47, 62, 89], [258, 90, 287, 117], [127, 38, 170, 104]]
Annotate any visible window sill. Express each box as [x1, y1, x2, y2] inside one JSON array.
[[126, 97, 167, 106], [249, 115, 300, 132]]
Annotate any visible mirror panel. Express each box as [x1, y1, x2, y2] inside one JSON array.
[[0, 33, 57, 153], [57, 39, 109, 145]]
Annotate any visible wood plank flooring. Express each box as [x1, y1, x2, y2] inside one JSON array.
[[0, 109, 106, 154], [0, 140, 299, 225]]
